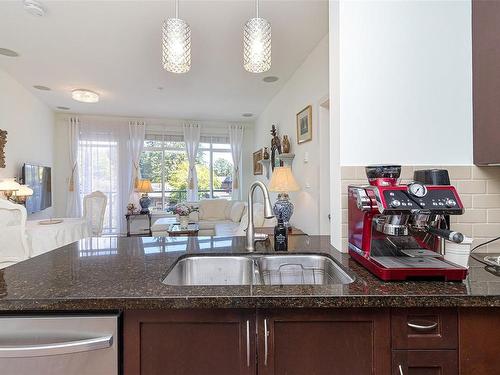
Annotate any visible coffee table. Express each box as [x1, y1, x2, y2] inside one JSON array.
[[167, 223, 200, 237]]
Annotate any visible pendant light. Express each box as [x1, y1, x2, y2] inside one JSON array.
[[162, 0, 191, 74], [243, 0, 271, 73]]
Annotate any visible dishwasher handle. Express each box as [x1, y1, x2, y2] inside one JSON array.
[[0, 335, 113, 358]]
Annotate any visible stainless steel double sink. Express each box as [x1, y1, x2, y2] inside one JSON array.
[[162, 254, 355, 286]]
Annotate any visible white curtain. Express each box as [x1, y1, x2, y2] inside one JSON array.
[[66, 117, 82, 217], [183, 123, 200, 201], [128, 121, 146, 206], [229, 125, 244, 200], [79, 122, 129, 234]]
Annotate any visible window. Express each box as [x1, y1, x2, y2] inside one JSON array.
[[78, 139, 120, 234], [140, 134, 234, 211]]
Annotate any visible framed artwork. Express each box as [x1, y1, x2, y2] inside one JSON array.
[[0, 129, 6, 169], [296, 105, 312, 144], [253, 149, 263, 175]]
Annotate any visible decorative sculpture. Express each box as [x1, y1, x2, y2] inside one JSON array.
[[270, 125, 282, 170], [0, 129, 6, 169]]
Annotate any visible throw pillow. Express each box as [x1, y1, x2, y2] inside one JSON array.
[[229, 202, 245, 223], [199, 199, 228, 220]]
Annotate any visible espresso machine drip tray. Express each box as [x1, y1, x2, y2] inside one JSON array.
[[372, 256, 462, 269], [400, 249, 442, 257]]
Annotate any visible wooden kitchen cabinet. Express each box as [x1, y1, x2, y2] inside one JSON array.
[[472, 0, 500, 164], [256, 309, 391, 375], [459, 308, 500, 375], [123, 309, 256, 375], [124, 307, 500, 375], [392, 350, 458, 375]]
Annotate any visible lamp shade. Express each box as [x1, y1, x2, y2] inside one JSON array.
[[268, 167, 300, 192], [136, 179, 153, 193], [0, 178, 21, 192], [13, 185, 34, 197]]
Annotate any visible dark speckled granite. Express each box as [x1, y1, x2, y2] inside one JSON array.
[[0, 235, 499, 311]]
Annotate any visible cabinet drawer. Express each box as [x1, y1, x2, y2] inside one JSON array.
[[392, 350, 458, 375], [392, 309, 457, 350]]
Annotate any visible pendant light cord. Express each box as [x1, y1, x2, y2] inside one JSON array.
[[175, 0, 179, 19], [256, 0, 259, 18]]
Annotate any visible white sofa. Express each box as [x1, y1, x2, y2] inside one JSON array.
[[151, 199, 276, 236]]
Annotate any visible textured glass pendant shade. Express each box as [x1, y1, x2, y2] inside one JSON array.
[[243, 1, 271, 73], [162, 1, 191, 74]]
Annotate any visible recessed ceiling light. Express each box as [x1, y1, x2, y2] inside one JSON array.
[[33, 85, 51, 91], [72, 89, 99, 103], [242, 113, 253, 118], [0, 48, 19, 57], [23, 0, 46, 17], [56, 106, 70, 111], [263, 76, 279, 83]]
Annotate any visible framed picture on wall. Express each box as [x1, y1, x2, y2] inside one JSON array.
[[296, 105, 312, 144], [253, 149, 263, 175]]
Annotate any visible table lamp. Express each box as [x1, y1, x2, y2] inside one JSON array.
[[136, 179, 153, 213], [0, 178, 21, 201], [12, 185, 34, 204], [268, 166, 300, 229]]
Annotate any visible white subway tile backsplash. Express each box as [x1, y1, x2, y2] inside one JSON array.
[[486, 180, 500, 194], [456, 209, 487, 223], [457, 180, 487, 194], [446, 166, 472, 180], [488, 209, 500, 223], [473, 224, 500, 238], [473, 195, 500, 208], [472, 166, 500, 180]]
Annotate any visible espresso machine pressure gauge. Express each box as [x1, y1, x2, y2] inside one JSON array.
[[408, 182, 427, 198]]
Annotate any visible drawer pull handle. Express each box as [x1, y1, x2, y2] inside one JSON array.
[[407, 321, 438, 331]]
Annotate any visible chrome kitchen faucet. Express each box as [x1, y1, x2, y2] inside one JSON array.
[[246, 181, 275, 251]]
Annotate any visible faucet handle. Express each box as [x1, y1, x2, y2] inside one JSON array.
[[254, 233, 269, 241]]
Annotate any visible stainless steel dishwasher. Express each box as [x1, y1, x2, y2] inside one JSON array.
[[0, 314, 118, 375]]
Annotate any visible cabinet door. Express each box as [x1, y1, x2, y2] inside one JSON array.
[[124, 309, 256, 375], [460, 308, 500, 375], [473, 0, 500, 164], [257, 309, 391, 375], [392, 350, 457, 375]]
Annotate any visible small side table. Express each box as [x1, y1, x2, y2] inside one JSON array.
[[167, 223, 199, 237], [126, 211, 152, 237]]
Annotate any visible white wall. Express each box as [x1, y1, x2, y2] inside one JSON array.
[[0, 69, 54, 218], [334, 0, 472, 166], [252, 35, 329, 235], [53, 113, 254, 217]]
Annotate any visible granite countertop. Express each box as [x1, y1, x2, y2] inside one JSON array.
[[0, 235, 500, 311]]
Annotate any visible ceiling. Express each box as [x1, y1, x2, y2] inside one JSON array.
[[0, 0, 328, 121]]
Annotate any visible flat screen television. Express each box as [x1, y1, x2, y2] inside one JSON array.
[[22, 163, 52, 214]]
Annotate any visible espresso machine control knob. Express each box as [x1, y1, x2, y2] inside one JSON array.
[[390, 199, 401, 208], [445, 198, 457, 208]]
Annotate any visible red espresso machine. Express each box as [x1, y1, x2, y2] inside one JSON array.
[[347, 165, 468, 281]]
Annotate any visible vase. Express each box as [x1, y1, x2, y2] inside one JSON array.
[[179, 215, 189, 229], [282, 135, 291, 153], [273, 193, 294, 228]]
